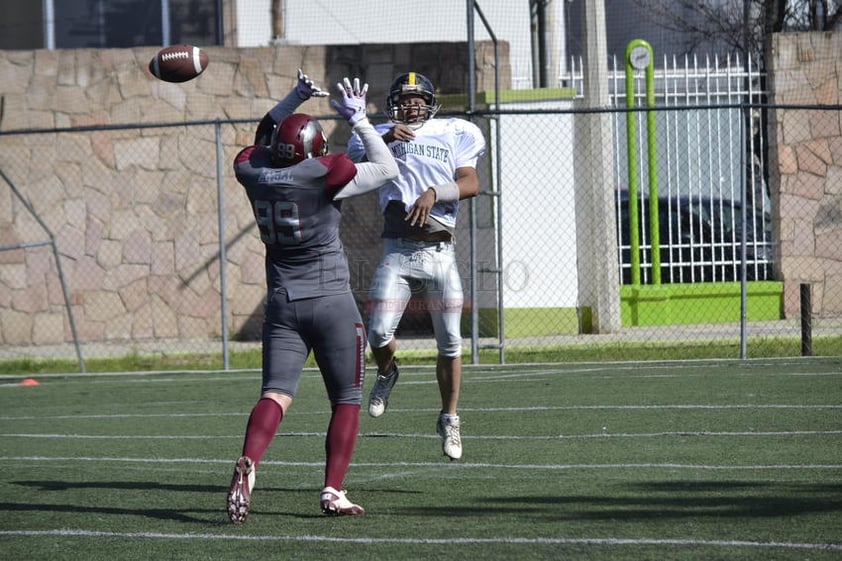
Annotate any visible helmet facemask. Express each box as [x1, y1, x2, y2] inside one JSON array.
[[386, 72, 441, 129]]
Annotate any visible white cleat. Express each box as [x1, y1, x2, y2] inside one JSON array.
[[227, 455, 255, 524], [436, 413, 463, 460], [368, 363, 399, 417], [320, 486, 365, 516]]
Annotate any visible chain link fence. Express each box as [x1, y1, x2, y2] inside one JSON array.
[[1, 21, 841, 369], [2, 100, 840, 369]]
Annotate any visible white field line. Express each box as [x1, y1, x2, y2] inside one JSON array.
[[1, 358, 840, 382], [2, 366, 840, 386], [2, 430, 842, 440], [1, 360, 839, 395], [0, 529, 839, 551], [5, 369, 838, 388], [0, 363, 838, 392], [1, 403, 841, 422], [3, 368, 839, 389], [1, 456, 841, 471]]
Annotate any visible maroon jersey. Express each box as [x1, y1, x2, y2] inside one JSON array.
[[234, 145, 358, 301]]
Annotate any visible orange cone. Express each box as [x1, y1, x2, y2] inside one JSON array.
[[19, 378, 40, 386]]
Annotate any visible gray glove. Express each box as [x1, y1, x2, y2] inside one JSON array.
[[295, 68, 328, 100]]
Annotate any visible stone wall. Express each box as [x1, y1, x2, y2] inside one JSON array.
[[0, 42, 507, 347], [2, 33, 840, 350], [767, 32, 842, 317]]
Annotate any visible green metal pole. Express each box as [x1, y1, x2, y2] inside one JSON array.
[[643, 43, 660, 284], [624, 43, 641, 285], [625, 39, 658, 285]]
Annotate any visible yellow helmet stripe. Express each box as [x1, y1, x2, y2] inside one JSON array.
[[408, 72, 416, 86]]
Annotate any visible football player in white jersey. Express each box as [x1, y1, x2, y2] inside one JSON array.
[[347, 72, 487, 460], [226, 70, 398, 523]]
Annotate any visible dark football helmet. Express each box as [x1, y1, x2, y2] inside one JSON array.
[[386, 72, 440, 127], [271, 113, 328, 166]]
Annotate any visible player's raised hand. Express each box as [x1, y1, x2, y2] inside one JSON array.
[[295, 68, 329, 100], [331, 76, 369, 126]]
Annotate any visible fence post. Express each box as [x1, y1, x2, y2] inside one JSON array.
[[0, 168, 86, 372], [800, 283, 813, 357], [215, 122, 230, 370]]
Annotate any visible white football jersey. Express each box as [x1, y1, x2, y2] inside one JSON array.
[[347, 117, 486, 229]]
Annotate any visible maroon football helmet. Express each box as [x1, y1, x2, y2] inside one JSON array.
[[271, 113, 329, 166]]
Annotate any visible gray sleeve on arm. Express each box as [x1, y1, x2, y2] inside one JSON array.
[[345, 131, 368, 163], [334, 121, 398, 200], [267, 89, 304, 124], [253, 89, 304, 145]]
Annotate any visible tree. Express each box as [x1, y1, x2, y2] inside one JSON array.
[[631, 0, 842, 65]]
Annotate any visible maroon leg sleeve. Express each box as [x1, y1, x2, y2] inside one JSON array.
[[324, 403, 360, 490], [241, 397, 283, 468]]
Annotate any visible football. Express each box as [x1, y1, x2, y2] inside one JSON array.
[[148, 44, 209, 83]]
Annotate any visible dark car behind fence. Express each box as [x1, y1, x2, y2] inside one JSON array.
[[616, 191, 774, 285]]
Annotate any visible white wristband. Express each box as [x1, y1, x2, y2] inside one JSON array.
[[430, 182, 460, 203]]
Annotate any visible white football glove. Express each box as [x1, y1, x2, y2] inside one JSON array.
[[295, 68, 328, 100], [331, 77, 369, 126]]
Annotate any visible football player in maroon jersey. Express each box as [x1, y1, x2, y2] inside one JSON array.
[[226, 70, 398, 523]]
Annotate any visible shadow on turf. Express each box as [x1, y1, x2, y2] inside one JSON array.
[[7, 481, 352, 522], [0, 500, 341, 524], [14, 480, 224, 493], [14, 479, 424, 497], [403, 480, 842, 520], [0, 501, 213, 523]]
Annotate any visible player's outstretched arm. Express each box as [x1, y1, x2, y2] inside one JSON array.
[[254, 69, 328, 145], [331, 77, 398, 200]]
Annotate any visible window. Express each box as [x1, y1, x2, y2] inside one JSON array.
[[0, 0, 219, 50]]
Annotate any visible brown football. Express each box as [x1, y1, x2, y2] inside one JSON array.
[[148, 44, 209, 83]]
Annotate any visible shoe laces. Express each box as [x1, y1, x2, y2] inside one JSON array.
[[235, 456, 255, 493], [440, 415, 461, 443], [321, 486, 364, 514], [370, 369, 396, 401], [325, 488, 351, 506], [446, 424, 461, 446]]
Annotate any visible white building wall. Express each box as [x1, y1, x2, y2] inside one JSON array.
[[235, 0, 571, 89], [236, 0, 273, 46], [497, 100, 578, 308]]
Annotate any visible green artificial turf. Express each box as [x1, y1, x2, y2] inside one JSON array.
[[1, 358, 840, 560]]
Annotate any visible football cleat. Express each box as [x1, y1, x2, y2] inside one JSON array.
[[368, 362, 399, 417], [320, 486, 365, 516], [436, 413, 462, 460], [227, 455, 255, 524]]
